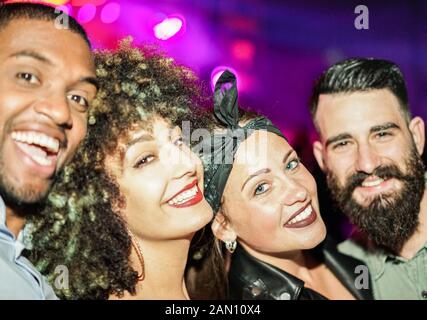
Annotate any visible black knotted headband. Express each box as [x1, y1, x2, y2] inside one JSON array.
[[200, 70, 285, 213]]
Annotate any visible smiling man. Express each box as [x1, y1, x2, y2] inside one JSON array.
[[309, 58, 427, 299], [0, 3, 97, 299]]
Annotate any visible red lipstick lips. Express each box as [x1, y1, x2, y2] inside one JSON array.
[[167, 179, 203, 208]]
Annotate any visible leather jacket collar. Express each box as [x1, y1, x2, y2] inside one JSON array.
[[228, 237, 373, 300]]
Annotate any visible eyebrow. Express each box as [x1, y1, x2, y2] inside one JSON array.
[[325, 133, 353, 148], [10, 50, 53, 66], [241, 168, 271, 191], [369, 122, 400, 133], [325, 122, 401, 148], [10, 50, 98, 90], [78, 76, 99, 91], [240, 149, 294, 191], [126, 134, 154, 149]]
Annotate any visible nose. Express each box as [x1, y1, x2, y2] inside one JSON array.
[[355, 143, 381, 174], [280, 176, 308, 206], [169, 144, 198, 180], [34, 91, 72, 128]]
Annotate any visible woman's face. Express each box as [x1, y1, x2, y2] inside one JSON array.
[[107, 116, 213, 241], [220, 131, 326, 254]]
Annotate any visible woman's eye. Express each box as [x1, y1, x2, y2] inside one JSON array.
[[254, 183, 270, 196], [134, 155, 155, 168], [16, 72, 39, 85], [68, 94, 89, 108], [174, 136, 184, 147], [286, 158, 300, 171]]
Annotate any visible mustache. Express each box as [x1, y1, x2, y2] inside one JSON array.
[[343, 164, 407, 194], [326, 146, 426, 253]]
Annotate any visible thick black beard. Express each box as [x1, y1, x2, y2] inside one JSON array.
[[326, 147, 425, 254]]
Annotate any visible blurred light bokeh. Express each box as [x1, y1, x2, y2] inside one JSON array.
[[15, 0, 427, 238]]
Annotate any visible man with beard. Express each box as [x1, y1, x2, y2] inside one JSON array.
[[309, 58, 427, 299], [0, 3, 97, 299]]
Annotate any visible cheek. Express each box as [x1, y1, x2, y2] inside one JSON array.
[[234, 200, 280, 239], [303, 170, 319, 199], [0, 93, 31, 128], [377, 141, 409, 165], [123, 170, 167, 223], [67, 114, 87, 152], [327, 155, 352, 182], [133, 172, 165, 206]]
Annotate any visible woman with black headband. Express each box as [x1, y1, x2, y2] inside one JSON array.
[[199, 70, 374, 300]]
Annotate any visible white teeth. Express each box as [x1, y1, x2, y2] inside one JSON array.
[[11, 131, 60, 154], [31, 155, 53, 166], [362, 178, 384, 187], [287, 205, 313, 225], [168, 185, 198, 205], [27, 134, 34, 145]]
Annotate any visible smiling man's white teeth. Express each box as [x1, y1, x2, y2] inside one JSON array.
[[31, 155, 53, 167], [362, 178, 384, 187], [287, 205, 313, 225], [12, 131, 60, 153], [27, 133, 34, 144]]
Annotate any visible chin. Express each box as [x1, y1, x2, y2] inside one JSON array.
[[1, 180, 50, 205], [298, 223, 327, 250], [191, 210, 213, 230], [193, 201, 214, 221], [176, 208, 212, 235]]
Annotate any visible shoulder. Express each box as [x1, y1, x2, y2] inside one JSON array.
[[19, 255, 59, 300], [337, 233, 376, 262], [322, 237, 374, 300], [338, 239, 367, 260], [229, 245, 309, 300]]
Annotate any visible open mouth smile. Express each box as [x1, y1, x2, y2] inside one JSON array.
[[283, 202, 317, 229], [167, 179, 203, 208], [11, 130, 60, 172], [355, 175, 396, 197]]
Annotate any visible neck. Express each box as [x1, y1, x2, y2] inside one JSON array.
[[5, 207, 26, 238], [240, 242, 317, 283], [399, 188, 427, 259], [119, 235, 192, 300]]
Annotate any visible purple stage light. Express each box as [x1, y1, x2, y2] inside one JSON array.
[[101, 2, 121, 24], [77, 4, 97, 24], [210, 66, 239, 92], [231, 39, 255, 62], [153, 15, 185, 41]]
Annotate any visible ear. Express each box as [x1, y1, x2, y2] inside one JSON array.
[[313, 140, 326, 171], [408, 116, 425, 156], [211, 212, 237, 243]]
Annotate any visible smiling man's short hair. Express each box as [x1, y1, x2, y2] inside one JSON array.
[[309, 58, 411, 128], [0, 2, 90, 48]]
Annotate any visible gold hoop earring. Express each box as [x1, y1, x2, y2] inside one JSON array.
[[128, 229, 145, 282]]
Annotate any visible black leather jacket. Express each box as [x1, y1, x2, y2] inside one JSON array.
[[228, 237, 373, 300]]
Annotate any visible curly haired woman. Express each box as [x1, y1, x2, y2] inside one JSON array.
[[25, 39, 219, 300]]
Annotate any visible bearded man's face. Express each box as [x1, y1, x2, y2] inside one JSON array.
[[313, 89, 426, 253]]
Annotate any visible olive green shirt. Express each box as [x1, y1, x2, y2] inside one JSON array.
[[338, 172, 427, 300]]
